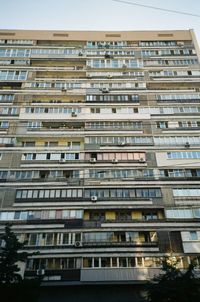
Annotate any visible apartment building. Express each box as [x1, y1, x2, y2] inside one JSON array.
[[0, 29, 200, 300]]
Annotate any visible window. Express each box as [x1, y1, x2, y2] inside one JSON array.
[[86, 136, 153, 145], [64, 153, 79, 160], [0, 121, 9, 129], [192, 208, 200, 219], [31, 48, 75, 55], [35, 154, 46, 160], [190, 231, 198, 240], [67, 142, 81, 150], [25, 106, 81, 114], [0, 49, 30, 57], [86, 152, 145, 161], [173, 188, 200, 197], [154, 136, 200, 146], [86, 121, 142, 130], [0, 70, 27, 80], [144, 257, 154, 267], [0, 210, 83, 221], [27, 121, 42, 129], [178, 121, 200, 128], [22, 153, 34, 160], [84, 188, 161, 198], [50, 153, 60, 160], [156, 93, 200, 102], [156, 121, 168, 129], [145, 59, 198, 66], [16, 189, 83, 200], [90, 107, 100, 114], [167, 151, 200, 159], [87, 58, 143, 69], [0, 94, 14, 102]]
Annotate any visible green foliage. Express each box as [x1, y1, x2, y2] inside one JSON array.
[[146, 257, 200, 302], [0, 224, 28, 284]]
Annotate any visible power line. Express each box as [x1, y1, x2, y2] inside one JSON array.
[[112, 0, 200, 18]]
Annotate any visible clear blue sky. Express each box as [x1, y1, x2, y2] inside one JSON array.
[[0, 0, 200, 43]]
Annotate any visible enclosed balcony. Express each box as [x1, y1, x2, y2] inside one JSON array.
[[82, 231, 158, 247]]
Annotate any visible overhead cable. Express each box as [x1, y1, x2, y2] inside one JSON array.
[[112, 0, 200, 18]]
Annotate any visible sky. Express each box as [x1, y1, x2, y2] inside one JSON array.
[[0, 0, 200, 43]]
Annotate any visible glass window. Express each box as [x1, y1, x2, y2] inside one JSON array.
[[137, 257, 143, 267], [111, 257, 118, 267], [55, 190, 60, 198], [27, 190, 33, 198], [14, 211, 20, 220], [21, 190, 27, 198], [29, 234, 37, 246], [36, 153, 46, 160], [32, 190, 38, 198], [101, 257, 111, 268], [83, 258, 92, 268], [50, 153, 61, 160], [193, 208, 200, 218], [16, 190, 22, 199], [190, 231, 198, 240], [119, 258, 127, 267], [39, 190, 45, 198], [144, 257, 154, 267]]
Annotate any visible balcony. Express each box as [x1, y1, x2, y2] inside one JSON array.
[[25, 267, 163, 283], [157, 98, 200, 103], [81, 268, 161, 282], [83, 218, 164, 228], [27, 121, 85, 132], [82, 241, 157, 247]]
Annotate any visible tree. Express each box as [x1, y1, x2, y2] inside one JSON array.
[[146, 257, 200, 302], [0, 224, 28, 284], [0, 225, 41, 302]]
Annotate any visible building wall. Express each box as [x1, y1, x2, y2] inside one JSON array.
[[0, 29, 200, 285]]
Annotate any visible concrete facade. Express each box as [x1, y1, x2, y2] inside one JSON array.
[[0, 29, 200, 299]]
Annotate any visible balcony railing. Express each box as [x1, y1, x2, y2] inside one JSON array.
[[82, 241, 157, 247], [83, 219, 164, 228]]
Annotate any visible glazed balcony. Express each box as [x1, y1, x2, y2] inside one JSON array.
[[24, 268, 162, 282]]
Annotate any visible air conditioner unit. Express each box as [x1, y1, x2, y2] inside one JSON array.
[[122, 64, 127, 69], [112, 158, 118, 163], [101, 88, 110, 93], [107, 74, 113, 79], [177, 42, 184, 46], [185, 142, 190, 148], [105, 53, 112, 59], [87, 74, 92, 78], [97, 42, 105, 48], [59, 158, 66, 163], [36, 269, 45, 276], [74, 241, 82, 247], [90, 158, 96, 163], [119, 142, 126, 146], [71, 112, 77, 117], [138, 158, 145, 163], [91, 195, 98, 202]]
